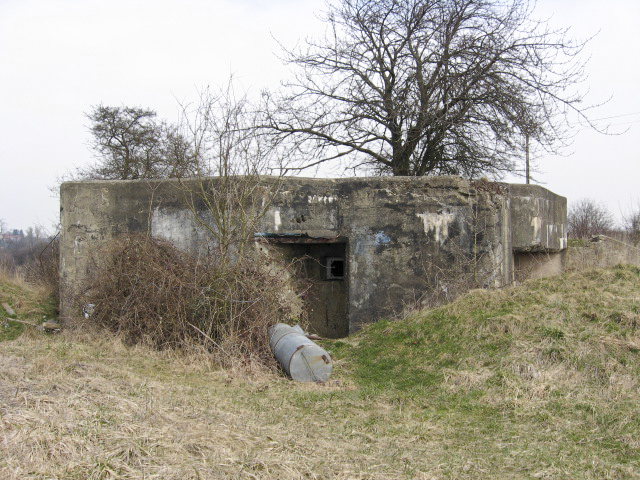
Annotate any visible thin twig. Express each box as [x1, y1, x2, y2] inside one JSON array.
[[2, 317, 39, 328]]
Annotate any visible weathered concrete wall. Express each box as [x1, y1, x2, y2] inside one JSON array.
[[510, 184, 567, 252], [60, 176, 567, 335]]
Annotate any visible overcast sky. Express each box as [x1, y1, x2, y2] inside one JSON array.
[[1, 0, 639, 231]]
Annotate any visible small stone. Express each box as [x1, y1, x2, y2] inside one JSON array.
[[42, 321, 62, 332]]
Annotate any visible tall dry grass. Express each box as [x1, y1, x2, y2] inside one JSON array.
[[0, 234, 59, 320], [0, 264, 54, 322]]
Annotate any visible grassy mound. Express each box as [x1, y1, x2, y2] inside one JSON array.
[[326, 264, 640, 475], [336, 264, 640, 392]]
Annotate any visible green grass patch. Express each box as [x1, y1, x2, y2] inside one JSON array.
[[0, 319, 25, 341]]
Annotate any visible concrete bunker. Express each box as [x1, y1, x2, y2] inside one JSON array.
[[59, 176, 567, 337]]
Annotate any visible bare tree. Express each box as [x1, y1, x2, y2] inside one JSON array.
[[266, 0, 593, 178], [567, 199, 614, 239], [81, 105, 196, 180], [177, 81, 284, 258]]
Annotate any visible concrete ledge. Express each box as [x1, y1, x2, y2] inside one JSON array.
[[510, 184, 567, 252]]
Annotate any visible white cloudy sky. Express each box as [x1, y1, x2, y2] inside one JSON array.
[[1, 0, 639, 231]]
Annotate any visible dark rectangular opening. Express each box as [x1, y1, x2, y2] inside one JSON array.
[[257, 235, 349, 338], [326, 257, 345, 280]]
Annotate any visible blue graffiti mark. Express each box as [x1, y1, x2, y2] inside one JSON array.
[[374, 231, 392, 245]]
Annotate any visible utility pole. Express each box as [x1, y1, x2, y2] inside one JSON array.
[[525, 133, 530, 184]]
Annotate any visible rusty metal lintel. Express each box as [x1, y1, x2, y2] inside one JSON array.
[[254, 236, 346, 245]]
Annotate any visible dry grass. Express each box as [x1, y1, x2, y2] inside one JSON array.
[[2, 316, 638, 479], [0, 268, 50, 317], [0, 267, 57, 341], [1, 331, 446, 480]]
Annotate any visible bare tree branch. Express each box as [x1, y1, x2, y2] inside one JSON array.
[[175, 80, 286, 258]]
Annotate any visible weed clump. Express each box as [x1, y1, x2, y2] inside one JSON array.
[[82, 235, 304, 367]]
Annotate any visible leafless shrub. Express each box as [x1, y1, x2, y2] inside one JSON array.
[[567, 198, 614, 239], [82, 235, 305, 368], [622, 202, 640, 245], [419, 269, 470, 310], [176, 81, 286, 259], [416, 240, 491, 309], [22, 233, 60, 304], [0, 251, 16, 275], [408, 198, 510, 311], [65, 80, 298, 369]]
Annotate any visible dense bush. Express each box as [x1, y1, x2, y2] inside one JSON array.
[[82, 235, 306, 367]]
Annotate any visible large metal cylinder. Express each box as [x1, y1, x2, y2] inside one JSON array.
[[268, 323, 333, 382]]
